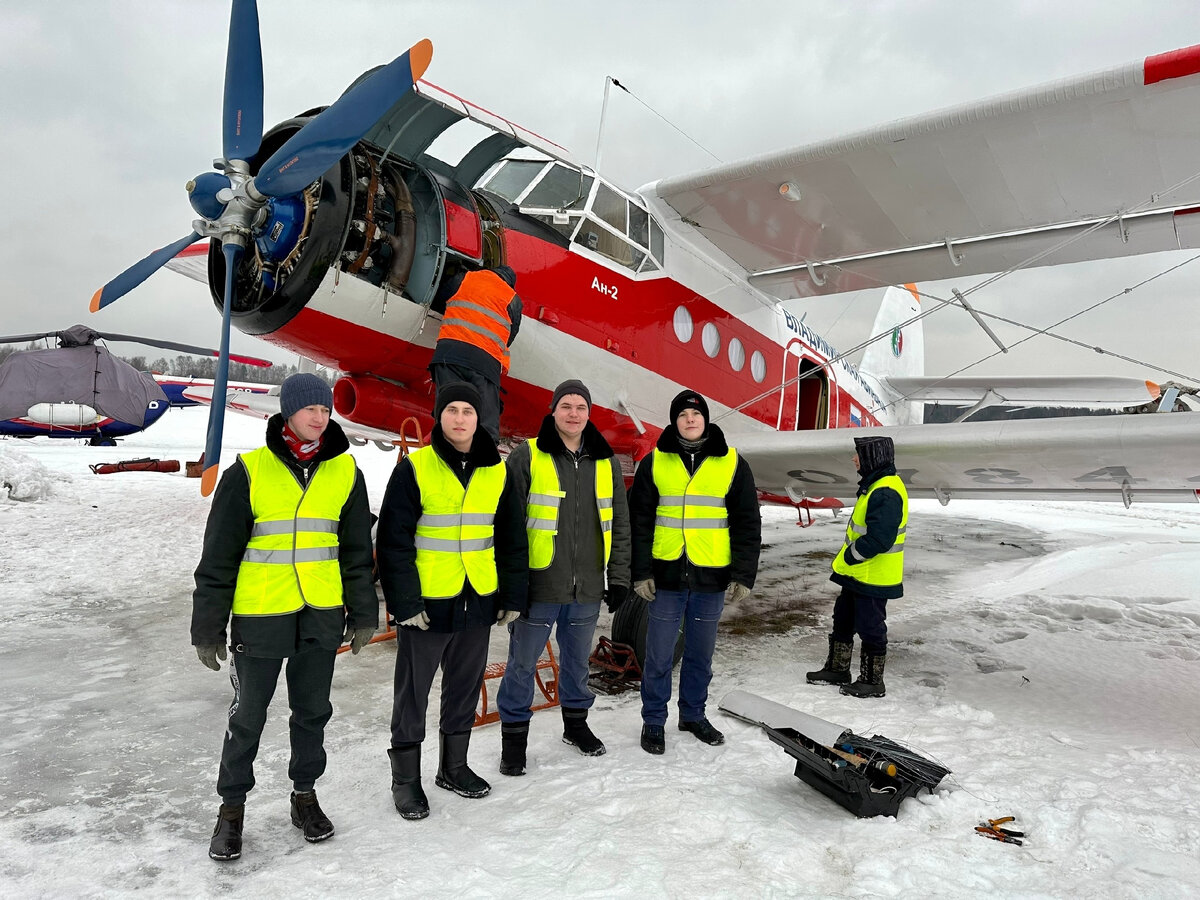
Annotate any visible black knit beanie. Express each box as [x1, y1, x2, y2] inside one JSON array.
[[550, 379, 591, 410], [669, 389, 709, 426], [435, 381, 483, 420]]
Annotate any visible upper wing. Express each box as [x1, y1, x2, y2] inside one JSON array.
[[886, 376, 1160, 408], [733, 413, 1200, 504], [653, 45, 1200, 300]]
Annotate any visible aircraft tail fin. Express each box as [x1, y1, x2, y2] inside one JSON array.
[[860, 284, 924, 424]]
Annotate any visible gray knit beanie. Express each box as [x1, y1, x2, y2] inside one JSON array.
[[280, 373, 333, 420], [550, 379, 591, 410]]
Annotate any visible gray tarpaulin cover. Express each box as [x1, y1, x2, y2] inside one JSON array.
[[0, 326, 168, 425]]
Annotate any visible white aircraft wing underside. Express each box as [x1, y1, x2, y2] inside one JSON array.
[[732, 413, 1200, 503], [653, 46, 1200, 300], [883, 375, 1158, 406]]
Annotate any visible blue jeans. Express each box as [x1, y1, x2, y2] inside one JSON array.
[[496, 601, 601, 723], [831, 587, 888, 655], [640, 588, 724, 727]]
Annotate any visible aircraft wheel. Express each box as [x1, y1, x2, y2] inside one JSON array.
[[89, 436, 117, 447], [610, 596, 685, 671]]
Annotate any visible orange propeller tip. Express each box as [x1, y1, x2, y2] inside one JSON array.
[[200, 466, 219, 497], [1147, 380, 1161, 399], [410, 39, 433, 80], [89, 288, 103, 314]]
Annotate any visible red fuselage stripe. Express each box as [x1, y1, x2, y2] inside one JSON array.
[[1145, 44, 1200, 85]]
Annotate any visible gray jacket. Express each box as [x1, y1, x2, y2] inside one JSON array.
[[505, 416, 631, 605]]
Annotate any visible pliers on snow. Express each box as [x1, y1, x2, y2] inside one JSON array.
[[975, 816, 1024, 845]]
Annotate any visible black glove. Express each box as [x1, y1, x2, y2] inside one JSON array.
[[604, 584, 630, 613], [196, 644, 227, 671]]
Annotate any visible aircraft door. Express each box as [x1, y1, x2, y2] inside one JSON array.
[[779, 341, 829, 431]]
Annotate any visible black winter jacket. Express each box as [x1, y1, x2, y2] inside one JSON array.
[[376, 424, 529, 631], [629, 422, 761, 594], [191, 416, 378, 657], [829, 463, 905, 599], [505, 416, 631, 605]]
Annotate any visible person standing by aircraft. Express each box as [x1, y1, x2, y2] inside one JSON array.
[[806, 435, 907, 698], [495, 379, 632, 776], [629, 389, 761, 755], [192, 373, 377, 862], [430, 264, 522, 445], [375, 381, 528, 820]]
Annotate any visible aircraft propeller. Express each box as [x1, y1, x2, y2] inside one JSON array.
[[88, 0, 432, 495]]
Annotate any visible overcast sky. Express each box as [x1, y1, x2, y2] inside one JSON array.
[[2, 0, 1198, 385]]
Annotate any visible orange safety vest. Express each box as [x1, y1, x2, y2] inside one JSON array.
[[437, 271, 515, 374]]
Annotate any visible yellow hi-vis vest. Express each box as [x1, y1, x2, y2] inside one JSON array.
[[651, 449, 737, 567], [409, 444, 506, 599], [232, 446, 357, 616], [525, 438, 614, 570], [830, 474, 908, 587]]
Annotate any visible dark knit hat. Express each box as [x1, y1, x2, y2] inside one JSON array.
[[853, 435, 895, 473], [279, 373, 333, 420], [493, 265, 517, 289], [669, 389, 709, 426], [550, 379, 591, 411], [435, 381, 483, 420]]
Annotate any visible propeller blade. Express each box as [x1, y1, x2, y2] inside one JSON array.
[[92, 331, 272, 367], [223, 0, 264, 163], [253, 39, 432, 198], [200, 243, 243, 497], [90, 232, 203, 313]]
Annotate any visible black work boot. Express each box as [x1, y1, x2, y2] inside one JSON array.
[[290, 790, 334, 843], [561, 707, 606, 756], [388, 744, 430, 820], [806, 636, 854, 685], [640, 724, 665, 755], [435, 730, 491, 798], [499, 722, 529, 776], [679, 717, 725, 745], [208, 803, 243, 861], [841, 652, 887, 698]]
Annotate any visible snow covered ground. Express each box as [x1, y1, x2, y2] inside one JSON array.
[[2, 409, 1198, 899]]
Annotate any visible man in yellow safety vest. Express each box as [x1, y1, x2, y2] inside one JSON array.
[[192, 373, 377, 861], [806, 435, 908, 698], [375, 381, 528, 820], [495, 379, 631, 776], [629, 389, 761, 755]]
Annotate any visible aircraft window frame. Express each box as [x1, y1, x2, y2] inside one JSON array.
[[521, 164, 594, 211], [481, 159, 547, 204], [592, 183, 627, 234], [728, 337, 745, 372], [750, 350, 767, 383], [572, 213, 641, 270], [701, 322, 721, 359], [673, 305, 694, 343]]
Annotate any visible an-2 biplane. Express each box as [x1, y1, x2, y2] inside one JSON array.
[[0, 325, 270, 445], [92, 1, 1200, 504]]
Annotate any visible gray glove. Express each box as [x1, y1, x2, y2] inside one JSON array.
[[196, 644, 227, 671], [633, 579, 656, 602], [725, 582, 751, 605], [400, 611, 430, 630], [496, 610, 520, 626], [343, 625, 377, 654]]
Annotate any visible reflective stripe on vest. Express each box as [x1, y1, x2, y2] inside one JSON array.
[[830, 474, 909, 587], [232, 447, 357, 616], [525, 438, 614, 570], [409, 444, 506, 599], [437, 271, 514, 374], [650, 449, 737, 567]]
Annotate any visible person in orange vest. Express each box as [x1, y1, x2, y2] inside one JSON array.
[[191, 373, 377, 861], [430, 265, 522, 445]]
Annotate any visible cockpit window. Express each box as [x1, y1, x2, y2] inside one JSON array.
[[592, 184, 628, 234], [523, 164, 593, 210], [481, 160, 545, 203]]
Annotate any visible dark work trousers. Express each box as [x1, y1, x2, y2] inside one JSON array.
[[217, 647, 337, 806], [430, 361, 503, 445], [831, 587, 888, 655], [390, 624, 491, 746]]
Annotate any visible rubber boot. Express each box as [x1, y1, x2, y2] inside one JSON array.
[[561, 707, 606, 756], [387, 744, 430, 820], [435, 730, 491, 798], [806, 636, 853, 685], [499, 722, 529, 777], [208, 803, 243, 861], [841, 652, 886, 698]]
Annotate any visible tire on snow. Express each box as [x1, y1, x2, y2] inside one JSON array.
[[611, 596, 685, 671]]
